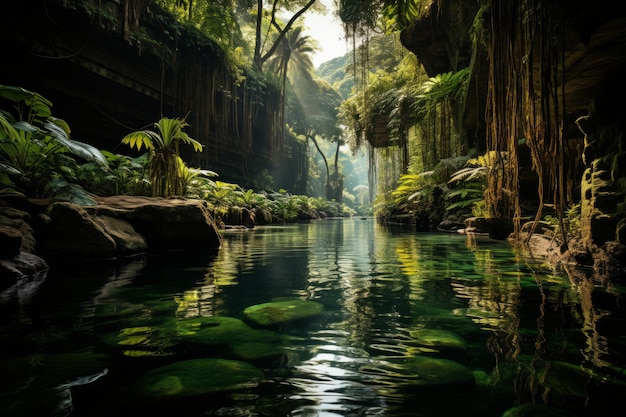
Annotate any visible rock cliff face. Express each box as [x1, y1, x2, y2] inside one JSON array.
[[0, 0, 295, 190], [401, 1, 626, 141], [0, 196, 222, 288], [400, 1, 626, 277]]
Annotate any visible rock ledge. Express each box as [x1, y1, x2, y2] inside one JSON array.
[[0, 196, 222, 284]]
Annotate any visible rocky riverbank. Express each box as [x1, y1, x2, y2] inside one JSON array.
[[0, 196, 222, 289]]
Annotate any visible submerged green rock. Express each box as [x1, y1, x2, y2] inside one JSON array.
[[403, 355, 475, 390], [243, 299, 324, 326], [231, 341, 285, 361], [408, 328, 468, 351], [361, 355, 475, 396], [175, 316, 283, 355], [501, 403, 577, 417], [176, 316, 262, 344], [134, 358, 264, 399]]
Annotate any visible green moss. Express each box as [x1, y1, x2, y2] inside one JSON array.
[[408, 328, 468, 351], [403, 356, 475, 389], [134, 358, 264, 399], [175, 315, 281, 346], [231, 342, 285, 361], [243, 299, 324, 327]]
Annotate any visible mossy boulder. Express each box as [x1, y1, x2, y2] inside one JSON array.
[[501, 403, 577, 417], [362, 355, 474, 396], [231, 342, 285, 361], [108, 316, 283, 358], [175, 316, 281, 346], [112, 325, 178, 357], [243, 299, 324, 327], [133, 358, 264, 399], [380, 355, 476, 395], [406, 356, 474, 389], [408, 328, 468, 352]]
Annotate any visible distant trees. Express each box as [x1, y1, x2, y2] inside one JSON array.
[[148, 0, 346, 199]]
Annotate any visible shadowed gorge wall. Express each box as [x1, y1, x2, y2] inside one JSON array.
[[400, 0, 626, 274], [0, 0, 300, 190]]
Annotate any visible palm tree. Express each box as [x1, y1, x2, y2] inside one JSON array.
[[121, 116, 203, 197], [267, 25, 318, 139], [268, 25, 317, 91], [268, 26, 348, 202]]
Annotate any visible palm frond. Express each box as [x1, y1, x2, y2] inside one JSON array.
[[121, 131, 158, 151]]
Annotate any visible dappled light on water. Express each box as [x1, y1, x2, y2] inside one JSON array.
[[1, 218, 624, 416]]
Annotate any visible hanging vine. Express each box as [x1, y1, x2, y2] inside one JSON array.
[[484, 0, 570, 243], [484, 0, 522, 236], [520, 0, 569, 246], [122, 0, 149, 41]]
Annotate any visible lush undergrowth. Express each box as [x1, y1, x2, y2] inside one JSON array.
[[0, 85, 357, 227]]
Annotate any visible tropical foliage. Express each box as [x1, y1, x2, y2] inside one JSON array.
[[446, 151, 500, 217], [121, 116, 203, 197], [0, 83, 355, 223], [0, 85, 108, 203]]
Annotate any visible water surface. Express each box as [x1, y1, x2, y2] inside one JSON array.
[[1, 218, 624, 416]]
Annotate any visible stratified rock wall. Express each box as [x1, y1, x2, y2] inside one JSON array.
[[0, 0, 286, 190]]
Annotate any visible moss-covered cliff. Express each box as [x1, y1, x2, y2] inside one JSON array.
[[400, 0, 626, 277], [0, 0, 300, 190]]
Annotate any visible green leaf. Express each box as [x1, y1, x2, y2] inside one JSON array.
[[0, 84, 52, 121], [45, 121, 109, 168], [446, 198, 482, 211], [0, 161, 21, 175], [121, 131, 156, 151]]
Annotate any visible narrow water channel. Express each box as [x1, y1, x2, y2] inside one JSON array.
[[1, 218, 625, 416]]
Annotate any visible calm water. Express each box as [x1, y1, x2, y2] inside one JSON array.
[[1, 218, 625, 416]]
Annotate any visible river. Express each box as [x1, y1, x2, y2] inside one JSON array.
[[1, 217, 625, 416]]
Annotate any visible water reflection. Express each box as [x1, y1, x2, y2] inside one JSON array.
[[1, 218, 625, 416], [202, 220, 626, 415]]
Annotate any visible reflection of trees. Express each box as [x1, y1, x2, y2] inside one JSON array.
[[176, 227, 317, 318], [453, 245, 536, 403], [395, 239, 427, 302], [304, 220, 380, 349], [458, 237, 620, 406], [564, 268, 614, 370], [578, 278, 611, 369], [457, 246, 523, 362], [174, 237, 249, 318]]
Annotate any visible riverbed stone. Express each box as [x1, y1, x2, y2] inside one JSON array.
[[403, 355, 475, 392], [133, 358, 264, 399], [174, 315, 281, 347], [408, 328, 468, 352], [231, 341, 285, 361], [243, 299, 324, 327], [500, 403, 577, 417]]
